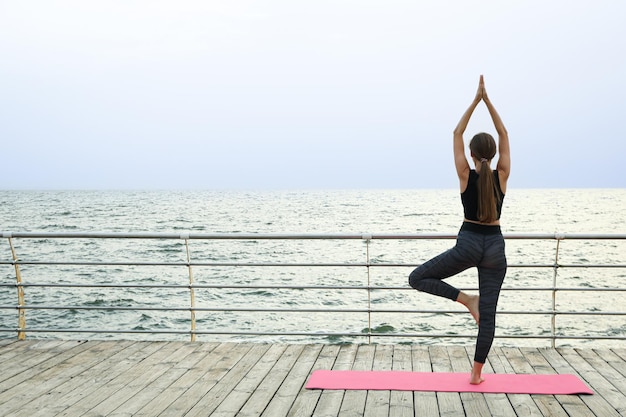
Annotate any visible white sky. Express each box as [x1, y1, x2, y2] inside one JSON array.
[[1, 0, 624, 189]]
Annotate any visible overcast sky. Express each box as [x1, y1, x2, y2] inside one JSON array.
[[1, 1, 624, 190]]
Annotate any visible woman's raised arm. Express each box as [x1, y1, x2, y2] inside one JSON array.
[[453, 76, 484, 189], [482, 80, 510, 185]]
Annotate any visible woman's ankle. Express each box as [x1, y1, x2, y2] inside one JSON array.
[[457, 292, 480, 324], [470, 361, 485, 385]]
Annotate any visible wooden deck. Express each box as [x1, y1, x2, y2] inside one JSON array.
[[0, 339, 624, 416]]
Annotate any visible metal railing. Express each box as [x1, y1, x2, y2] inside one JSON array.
[[1, 231, 625, 347]]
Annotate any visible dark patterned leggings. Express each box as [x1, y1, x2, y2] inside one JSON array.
[[409, 224, 507, 364]]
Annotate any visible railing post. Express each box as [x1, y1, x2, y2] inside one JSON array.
[[183, 236, 196, 342], [551, 236, 562, 348], [363, 234, 372, 344], [8, 237, 26, 340]]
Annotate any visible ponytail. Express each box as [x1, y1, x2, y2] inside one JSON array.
[[476, 160, 501, 223], [470, 133, 501, 223]]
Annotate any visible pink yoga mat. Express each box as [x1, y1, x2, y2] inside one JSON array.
[[306, 370, 593, 395]]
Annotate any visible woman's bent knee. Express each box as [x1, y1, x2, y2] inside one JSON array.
[[408, 268, 423, 290]]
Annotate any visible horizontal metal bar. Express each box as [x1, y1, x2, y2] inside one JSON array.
[[3, 260, 625, 269], [0, 261, 188, 267], [1, 283, 624, 293], [0, 260, 580, 271], [0, 261, 370, 267], [2, 232, 375, 240], [5, 283, 378, 290], [0, 328, 193, 335], [1, 283, 194, 289], [0, 328, 623, 342], [4, 231, 626, 240], [3, 305, 624, 316]]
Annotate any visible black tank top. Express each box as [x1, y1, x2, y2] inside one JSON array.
[[461, 169, 504, 221]]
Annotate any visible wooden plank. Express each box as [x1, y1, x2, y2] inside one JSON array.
[[234, 343, 306, 417], [611, 347, 626, 362], [261, 344, 324, 417], [205, 343, 290, 417], [363, 344, 393, 417], [499, 347, 535, 374], [411, 345, 439, 417], [519, 348, 555, 373], [508, 349, 569, 416], [542, 347, 620, 417], [462, 346, 517, 417], [429, 345, 463, 417], [0, 340, 95, 411], [601, 348, 626, 378], [63, 341, 173, 416], [389, 344, 414, 417], [28, 340, 150, 416], [286, 344, 341, 417], [0, 340, 81, 385], [551, 348, 623, 417], [521, 347, 591, 417], [575, 348, 626, 415], [184, 343, 274, 417], [0, 340, 66, 383], [501, 347, 569, 417], [487, 347, 542, 417], [540, 349, 614, 415], [82, 342, 195, 417], [160, 342, 255, 416], [5, 340, 138, 417], [0, 339, 27, 366], [129, 342, 220, 416], [448, 345, 491, 417], [310, 343, 358, 417], [337, 344, 375, 417], [106, 342, 202, 416], [0, 338, 16, 348], [55, 341, 182, 416]]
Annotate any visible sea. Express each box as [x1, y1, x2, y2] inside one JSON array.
[[1, 189, 625, 348]]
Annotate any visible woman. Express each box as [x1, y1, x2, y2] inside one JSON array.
[[409, 75, 510, 385]]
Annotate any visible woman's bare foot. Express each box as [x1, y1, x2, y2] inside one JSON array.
[[467, 295, 480, 325], [457, 292, 480, 325], [470, 361, 485, 385], [470, 373, 485, 385]]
